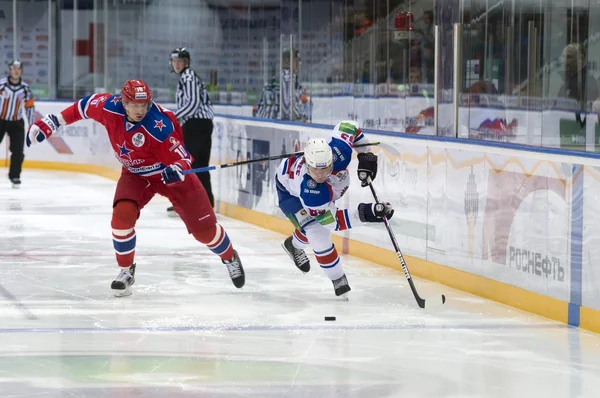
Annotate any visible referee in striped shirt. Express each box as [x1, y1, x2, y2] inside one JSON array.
[[167, 47, 215, 215], [0, 60, 35, 187]]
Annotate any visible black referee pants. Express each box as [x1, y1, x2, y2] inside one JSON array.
[[0, 119, 25, 180], [182, 118, 214, 207]]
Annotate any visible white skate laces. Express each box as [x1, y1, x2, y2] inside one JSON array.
[[111, 264, 136, 297], [115, 268, 133, 283], [222, 250, 245, 288], [293, 247, 309, 265], [333, 275, 349, 290], [282, 236, 311, 273], [225, 259, 243, 279]]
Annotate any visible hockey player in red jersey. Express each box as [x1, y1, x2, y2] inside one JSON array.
[[26, 80, 245, 296]]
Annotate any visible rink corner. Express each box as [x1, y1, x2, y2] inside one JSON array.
[[217, 200, 600, 335]]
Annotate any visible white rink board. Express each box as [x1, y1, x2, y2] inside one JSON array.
[[6, 102, 600, 313], [583, 166, 600, 310], [210, 117, 578, 304]]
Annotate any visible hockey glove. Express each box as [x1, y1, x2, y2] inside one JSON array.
[[161, 164, 185, 185], [357, 152, 378, 187], [358, 202, 394, 223], [26, 114, 61, 147]]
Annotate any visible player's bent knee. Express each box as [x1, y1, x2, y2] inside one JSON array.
[[192, 224, 219, 244], [111, 199, 139, 230]]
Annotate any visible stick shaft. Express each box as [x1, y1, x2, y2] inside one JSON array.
[[368, 182, 426, 308], [182, 141, 379, 175]]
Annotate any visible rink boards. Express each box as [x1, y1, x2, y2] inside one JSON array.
[[5, 101, 600, 333]]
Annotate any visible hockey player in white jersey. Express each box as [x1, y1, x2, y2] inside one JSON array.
[[275, 121, 393, 296]]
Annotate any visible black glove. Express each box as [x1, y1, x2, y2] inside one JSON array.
[[357, 152, 378, 187], [358, 202, 394, 223]]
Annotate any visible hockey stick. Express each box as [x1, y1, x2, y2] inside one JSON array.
[[182, 142, 380, 175], [367, 180, 446, 309]]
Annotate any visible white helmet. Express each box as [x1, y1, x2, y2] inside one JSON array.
[[304, 138, 332, 168]]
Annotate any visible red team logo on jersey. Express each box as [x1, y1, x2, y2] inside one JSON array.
[[154, 119, 166, 132]]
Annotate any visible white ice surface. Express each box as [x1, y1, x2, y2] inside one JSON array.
[[0, 170, 599, 397]]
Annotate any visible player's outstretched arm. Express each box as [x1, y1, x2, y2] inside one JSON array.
[[26, 93, 110, 147], [26, 113, 63, 147]]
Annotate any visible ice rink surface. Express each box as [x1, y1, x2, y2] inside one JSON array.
[[1, 170, 600, 397]]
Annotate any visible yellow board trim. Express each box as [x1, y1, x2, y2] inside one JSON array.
[[580, 307, 600, 333], [218, 201, 571, 326], [11, 160, 599, 334], [12, 160, 122, 181]]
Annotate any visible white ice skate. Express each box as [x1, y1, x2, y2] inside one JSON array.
[[111, 264, 136, 297]]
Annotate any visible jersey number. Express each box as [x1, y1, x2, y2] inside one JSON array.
[[286, 156, 303, 180], [340, 133, 354, 146], [174, 146, 187, 159], [308, 209, 326, 217]]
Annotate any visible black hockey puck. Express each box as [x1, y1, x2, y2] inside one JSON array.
[[324, 316, 336, 321]]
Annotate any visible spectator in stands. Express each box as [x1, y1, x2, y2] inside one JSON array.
[[419, 11, 435, 83], [421, 11, 434, 43], [558, 43, 598, 105], [361, 61, 371, 84], [409, 36, 423, 73], [353, 11, 372, 38], [468, 80, 498, 94], [409, 67, 422, 84]]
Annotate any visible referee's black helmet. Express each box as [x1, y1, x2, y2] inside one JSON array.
[[8, 59, 22, 70]]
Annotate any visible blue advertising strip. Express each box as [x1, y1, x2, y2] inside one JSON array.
[[568, 164, 584, 327]]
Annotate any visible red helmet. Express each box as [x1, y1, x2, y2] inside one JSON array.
[[121, 80, 152, 104]]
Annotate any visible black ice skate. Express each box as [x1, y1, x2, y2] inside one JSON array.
[[111, 264, 136, 297], [332, 274, 351, 297], [282, 236, 310, 273], [223, 250, 245, 288], [166, 206, 178, 218], [10, 178, 21, 189]]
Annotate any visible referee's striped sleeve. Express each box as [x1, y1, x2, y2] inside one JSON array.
[[201, 87, 214, 118], [174, 73, 200, 121], [24, 86, 35, 125]]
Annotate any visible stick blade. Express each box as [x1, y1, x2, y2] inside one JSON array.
[[418, 294, 446, 309]]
